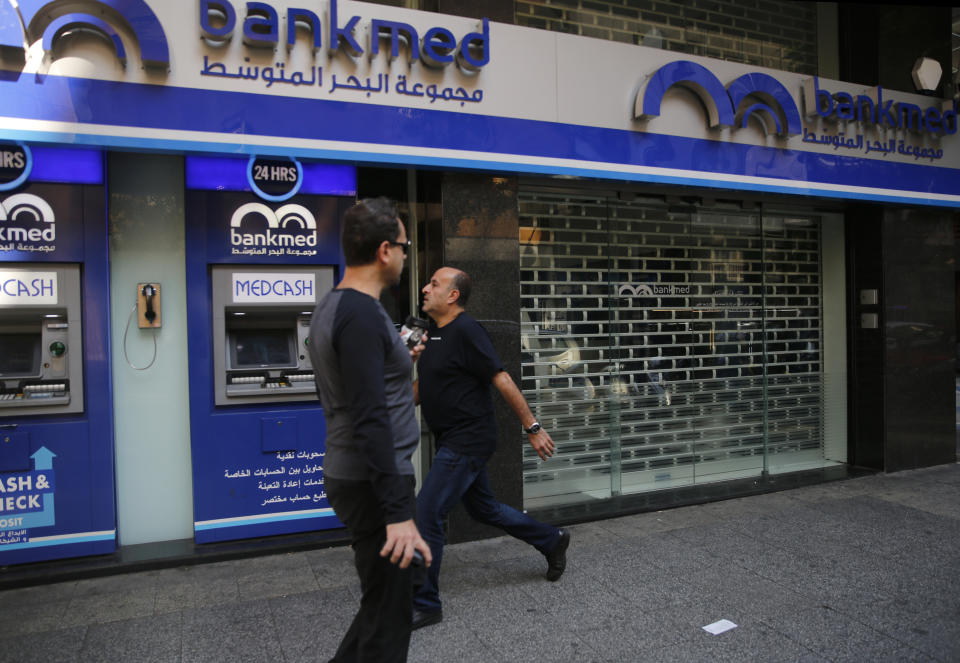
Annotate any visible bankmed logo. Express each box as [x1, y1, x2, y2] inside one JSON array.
[[636, 60, 956, 139], [0, 0, 169, 68], [230, 202, 317, 249], [0, 193, 56, 244], [618, 283, 691, 296], [635, 60, 802, 137]]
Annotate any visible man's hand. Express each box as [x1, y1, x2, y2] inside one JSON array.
[[528, 429, 556, 460], [409, 334, 428, 362], [381, 519, 432, 569]]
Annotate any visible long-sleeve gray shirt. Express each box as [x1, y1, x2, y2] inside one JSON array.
[[308, 288, 419, 523]]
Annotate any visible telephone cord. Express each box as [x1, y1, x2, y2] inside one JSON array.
[[123, 303, 158, 370]]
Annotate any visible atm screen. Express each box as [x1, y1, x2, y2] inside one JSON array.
[[0, 333, 41, 378], [229, 329, 296, 369]]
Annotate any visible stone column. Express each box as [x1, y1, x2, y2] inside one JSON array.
[[440, 173, 524, 543]]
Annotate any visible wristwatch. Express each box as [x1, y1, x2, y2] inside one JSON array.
[[524, 422, 542, 435]]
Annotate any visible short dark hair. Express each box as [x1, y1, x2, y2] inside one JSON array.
[[451, 269, 471, 308], [341, 197, 400, 266]]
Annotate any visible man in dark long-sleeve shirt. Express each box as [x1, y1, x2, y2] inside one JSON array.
[[309, 197, 431, 663]]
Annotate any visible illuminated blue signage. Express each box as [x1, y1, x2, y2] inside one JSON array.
[[199, 0, 490, 71], [28, 148, 104, 185], [186, 156, 356, 197]]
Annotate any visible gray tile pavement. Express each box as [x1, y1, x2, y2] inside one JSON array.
[[1, 463, 958, 662]]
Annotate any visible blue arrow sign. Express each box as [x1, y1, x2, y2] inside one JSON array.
[[11, 447, 57, 530], [31, 446, 56, 471]]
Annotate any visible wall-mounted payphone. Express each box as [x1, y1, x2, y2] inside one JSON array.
[[211, 266, 334, 405], [0, 264, 83, 415]]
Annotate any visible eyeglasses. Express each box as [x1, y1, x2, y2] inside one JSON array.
[[386, 239, 411, 255]]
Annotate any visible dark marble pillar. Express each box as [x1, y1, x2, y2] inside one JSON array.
[[847, 204, 958, 472], [846, 208, 885, 470], [440, 173, 523, 544], [882, 208, 956, 470]]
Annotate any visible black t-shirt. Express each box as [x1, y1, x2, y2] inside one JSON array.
[[418, 313, 503, 457]]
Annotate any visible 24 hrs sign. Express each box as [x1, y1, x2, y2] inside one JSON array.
[[0, 144, 30, 192], [248, 156, 303, 201]]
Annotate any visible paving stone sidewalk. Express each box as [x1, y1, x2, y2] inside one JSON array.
[[1, 464, 958, 662]]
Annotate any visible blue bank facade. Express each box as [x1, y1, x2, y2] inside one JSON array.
[[0, 0, 957, 566]]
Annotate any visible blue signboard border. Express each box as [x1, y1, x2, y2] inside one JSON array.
[[0, 74, 958, 208]]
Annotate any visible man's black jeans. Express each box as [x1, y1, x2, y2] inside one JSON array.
[[326, 475, 417, 663]]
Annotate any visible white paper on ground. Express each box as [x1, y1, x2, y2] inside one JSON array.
[[702, 619, 738, 635]]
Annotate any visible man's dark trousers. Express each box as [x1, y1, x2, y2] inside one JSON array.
[[327, 476, 417, 663], [414, 446, 561, 613]]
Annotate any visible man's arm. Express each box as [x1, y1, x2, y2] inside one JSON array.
[[491, 370, 556, 460]]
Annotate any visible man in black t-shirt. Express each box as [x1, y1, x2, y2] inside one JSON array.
[[411, 266, 571, 630]]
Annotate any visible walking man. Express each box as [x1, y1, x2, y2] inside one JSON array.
[[309, 197, 432, 662], [411, 266, 570, 630]]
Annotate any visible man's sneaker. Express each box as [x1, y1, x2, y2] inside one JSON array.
[[412, 609, 443, 631], [545, 529, 570, 581]]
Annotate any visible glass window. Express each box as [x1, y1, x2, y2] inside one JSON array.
[[519, 190, 847, 509]]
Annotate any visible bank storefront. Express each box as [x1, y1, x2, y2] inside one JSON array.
[[0, 0, 956, 566]]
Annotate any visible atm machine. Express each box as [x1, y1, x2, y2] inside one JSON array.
[[0, 144, 115, 564], [185, 155, 354, 543]]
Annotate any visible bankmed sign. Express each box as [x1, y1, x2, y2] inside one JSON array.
[[0, 1, 958, 207], [636, 60, 956, 138], [199, 0, 489, 71], [0, 0, 487, 71], [803, 78, 956, 136]]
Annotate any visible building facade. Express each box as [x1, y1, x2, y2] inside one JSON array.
[[0, 0, 956, 567]]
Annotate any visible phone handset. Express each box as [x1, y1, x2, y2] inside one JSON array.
[[137, 283, 161, 329], [141, 284, 157, 324]]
